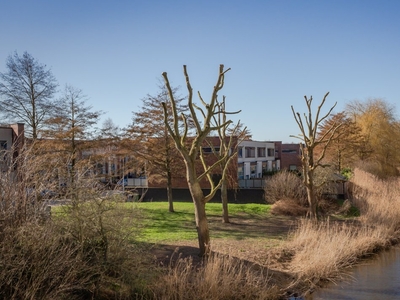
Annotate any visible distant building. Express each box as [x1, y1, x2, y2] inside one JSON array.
[[237, 140, 278, 179], [274, 142, 302, 171], [0, 123, 24, 171]]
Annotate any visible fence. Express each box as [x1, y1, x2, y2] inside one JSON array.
[[126, 178, 148, 188], [238, 178, 265, 189]]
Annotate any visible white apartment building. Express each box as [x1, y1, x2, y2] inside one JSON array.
[[237, 140, 280, 179]]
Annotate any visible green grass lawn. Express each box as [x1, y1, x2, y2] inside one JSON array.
[[127, 202, 272, 243]]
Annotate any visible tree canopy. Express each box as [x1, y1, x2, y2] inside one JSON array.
[[0, 51, 58, 139]]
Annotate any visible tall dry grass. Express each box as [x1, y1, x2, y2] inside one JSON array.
[[351, 168, 400, 231], [283, 167, 400, 293], [151, 253, 280, 300]]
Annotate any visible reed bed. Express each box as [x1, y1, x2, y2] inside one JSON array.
[[284, 168, 400, 293], [151, 252, 280, 300]]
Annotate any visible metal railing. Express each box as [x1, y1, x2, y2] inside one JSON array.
[[238, 178, 265, 189]]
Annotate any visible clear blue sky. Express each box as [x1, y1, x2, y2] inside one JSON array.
[[1, 0, 399, 142]]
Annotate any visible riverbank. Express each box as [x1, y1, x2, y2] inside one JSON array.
[[149, 168, 400, 299]]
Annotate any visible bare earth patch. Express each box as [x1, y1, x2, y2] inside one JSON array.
[[150, 213, 298, 294]]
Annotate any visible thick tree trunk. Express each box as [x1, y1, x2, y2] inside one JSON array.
[[307, 186, 318, 219], [189, 181, 211, 256], [221, 179, 230, 223], [306, 168, 318, 219]]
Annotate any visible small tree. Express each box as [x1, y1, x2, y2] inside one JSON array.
[[0, 51, 58, 139], [318, 111, 362, 172], [162, 65, 240, 256], [43, 84, 102, 192], [291, 92, 341, 219], [126, 83, 187, 212]]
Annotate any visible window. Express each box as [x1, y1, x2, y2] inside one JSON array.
[[202, 147, 220, 153], [250, 162, 257, 178], [257, 147, 266, 157], [282, 149, 298, 154], [238, 163, 244, 179], [262, 161, 268, 173], [202, 147, 212, 153], [238, 147, 243, 158], [245, 147, 255, 158], [267, 148, 274, 157], [289, 165, 298, 171]]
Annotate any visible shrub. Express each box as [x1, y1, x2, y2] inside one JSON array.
[[0, 144, 154, 299], [264, 170, 307, 206]]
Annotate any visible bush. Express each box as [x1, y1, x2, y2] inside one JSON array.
[[264, 170, 307, 206], [0, 145, 155, 299]]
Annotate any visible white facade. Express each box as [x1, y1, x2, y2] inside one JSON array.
[[237, 140, 279, 179]]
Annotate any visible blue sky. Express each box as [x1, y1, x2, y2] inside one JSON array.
[[1, 0, 399, 142]]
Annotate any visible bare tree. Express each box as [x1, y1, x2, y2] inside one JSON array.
[[0, 51, 58, 139], [209, 96, 247, 223], [291, 92, 341, 219], [162, 65, 240, 256]]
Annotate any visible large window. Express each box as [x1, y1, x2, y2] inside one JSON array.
[[238, 163, 244, 179], [245, 147, 255, 158], [257, 147, 266, 157], [267, 148, 275, 157], [250, 162, 257, 178]]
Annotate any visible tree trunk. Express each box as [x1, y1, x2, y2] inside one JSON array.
[[307, 186, 318, 219], [306, 169, 318, 219], [190, 181, 210, 256], [221, 179, 230, 223], [167, 170, 174, 212]]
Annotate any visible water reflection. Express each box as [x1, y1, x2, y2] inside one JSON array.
[[307, 247, 400, 300]]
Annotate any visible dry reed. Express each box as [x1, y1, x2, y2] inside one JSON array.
[[151, 252, 280, 300], [284, 167, 400, 293]]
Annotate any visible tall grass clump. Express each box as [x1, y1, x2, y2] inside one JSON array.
[[350, 168, 400, 232], [0, 145, 154, 299], [152, 253, 280, 300], [286, 219, 390, 286]]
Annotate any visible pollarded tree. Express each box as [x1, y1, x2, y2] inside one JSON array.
[[162, 65, 241, 256], [125, 83, 187, 212], [0, 51, 58, 139], [43, 84, 102, 190], [291, 92, 341, 219]]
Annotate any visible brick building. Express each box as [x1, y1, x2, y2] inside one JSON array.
[[0, 123, 24, 171], [273, 142, 302, 171]]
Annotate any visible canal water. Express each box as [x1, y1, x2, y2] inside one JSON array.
[[307, 246, 400, 300]]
